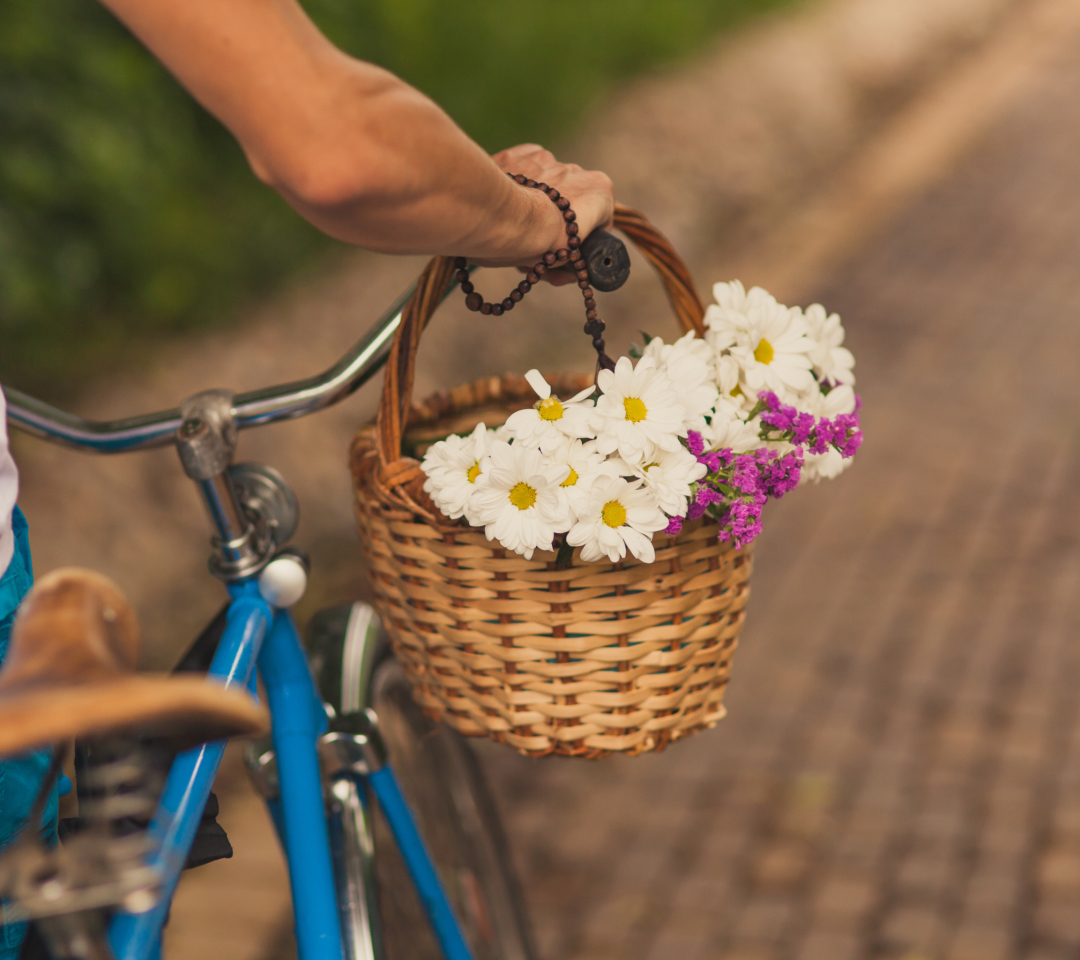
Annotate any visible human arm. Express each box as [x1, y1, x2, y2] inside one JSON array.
[[94, 0, 614, 265]]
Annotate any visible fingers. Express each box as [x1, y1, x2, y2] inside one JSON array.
[[492, 143, 556, 173], [488, 143, 615, 272]]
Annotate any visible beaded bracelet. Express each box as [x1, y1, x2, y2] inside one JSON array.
[[454, 172, 615, 372]]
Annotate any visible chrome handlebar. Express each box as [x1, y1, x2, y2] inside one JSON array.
[[3, 284, 414, 454], [4, 226, 634, 454]]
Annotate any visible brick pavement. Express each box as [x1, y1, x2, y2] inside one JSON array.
[[475, 22, 1080, 960]]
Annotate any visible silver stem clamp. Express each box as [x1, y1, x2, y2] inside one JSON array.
[[175, 391, 299, 582]]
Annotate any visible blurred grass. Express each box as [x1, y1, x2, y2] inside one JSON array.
[[0, 0, 799, 397]]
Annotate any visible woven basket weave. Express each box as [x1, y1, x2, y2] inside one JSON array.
[[350, 206, 753, 758]]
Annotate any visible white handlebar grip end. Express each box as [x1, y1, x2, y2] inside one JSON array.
[[258, 556, 308, 608]]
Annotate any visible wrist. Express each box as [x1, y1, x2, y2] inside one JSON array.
[[478, 176, 564, 264]]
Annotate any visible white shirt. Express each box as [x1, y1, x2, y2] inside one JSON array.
[[0, 388, 17, 579]]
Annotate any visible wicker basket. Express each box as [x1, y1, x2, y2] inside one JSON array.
[[350, 206, 753, 758]]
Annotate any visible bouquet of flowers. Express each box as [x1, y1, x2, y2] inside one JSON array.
[[420, 280, 863, 563]]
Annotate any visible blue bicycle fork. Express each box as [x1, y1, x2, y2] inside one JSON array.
[[105, 583, 473, 960]]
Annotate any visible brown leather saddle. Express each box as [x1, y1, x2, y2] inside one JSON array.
[[0, 568, 269, 755]]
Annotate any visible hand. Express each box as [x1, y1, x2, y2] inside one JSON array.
[[491, 144, 614, 284]]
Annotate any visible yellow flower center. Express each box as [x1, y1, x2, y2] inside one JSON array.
[[753, 338, 775, 365], [730, 384, 743, 398], [537, 396, 564, 421], [623, 397, 648, 423], [560, 467, 578, 488], [466, 461, 481, 484], [601, 500, 627, 528], [509, 481, 537, 510]]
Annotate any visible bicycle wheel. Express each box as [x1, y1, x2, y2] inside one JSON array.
[[306, 603, 536, 960]]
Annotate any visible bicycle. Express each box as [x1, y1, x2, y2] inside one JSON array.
[[0, 229, 630, 960]]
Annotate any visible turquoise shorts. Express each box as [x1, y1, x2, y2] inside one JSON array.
[[0, 508, 59, 957]]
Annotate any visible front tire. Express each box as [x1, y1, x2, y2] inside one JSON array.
[[307, 604, 536, 960]]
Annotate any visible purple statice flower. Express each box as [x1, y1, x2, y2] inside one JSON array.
[[698, 450, 723, 473], [792, 412, 815, 446], [687, 483, 724, 520], [664, 515, 684, 536], [686, 430, 705, 456], [758, 391, 782, 412], [761, 402, 796, 432], [838, 428, 864, 458], [809, 419, 832, 456], [730, 454, 761, 497], [718, 500, 764, 548], [757, 450, 803, 498], [830, 412, 864, 458]]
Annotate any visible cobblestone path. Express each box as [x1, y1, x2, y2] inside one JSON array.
[[476, 20, 1080, 960]]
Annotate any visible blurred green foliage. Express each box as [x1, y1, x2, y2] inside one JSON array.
[[1, 0, 796, 393]]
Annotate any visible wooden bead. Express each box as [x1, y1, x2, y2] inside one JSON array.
[[458, 172, 606, 341]]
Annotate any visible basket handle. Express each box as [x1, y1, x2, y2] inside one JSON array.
[[374, 204, 706, 478]]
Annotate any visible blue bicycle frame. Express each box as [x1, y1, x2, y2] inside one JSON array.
[[104, 580, 474, 960], [3, 276, 489, 960]]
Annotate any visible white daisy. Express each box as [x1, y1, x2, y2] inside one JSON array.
[[704, 280, 778, 332], [801, 382, 857, 418], [546, 438, 620, 521], [469, 441, 572, 559], [803, 304, 855, 386], [712, 353, 755, 419], [728, 300, 816, 399], [612, 445, 706, 517], [421, 422, 496, 521], [801, 447, 849, 484], [590, 356, 687, 462], [566, 476, 669, 564], [502, 370, 595, 452], [643, 331, 720, 434], [706, 407, 764, 453]]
